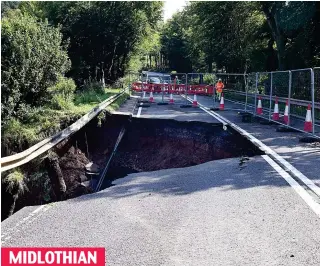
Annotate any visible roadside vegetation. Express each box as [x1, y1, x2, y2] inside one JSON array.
[[1, 1, 163, 156]]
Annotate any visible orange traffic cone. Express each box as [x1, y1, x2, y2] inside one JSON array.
[[304, 104, 312, 132], [283, 100, 289, 124], [219, 93, 225, 110], [149, 91, 154, 103], [257, 96, 263, 114], [192, 94, 198, 107], [272, 96, 279, 120], [169, 93, 174, 104]]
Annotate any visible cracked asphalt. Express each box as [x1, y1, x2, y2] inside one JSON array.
[[2, 93, 320, 266]]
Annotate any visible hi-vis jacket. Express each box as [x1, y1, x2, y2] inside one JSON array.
[[216, 81, 225, 93]]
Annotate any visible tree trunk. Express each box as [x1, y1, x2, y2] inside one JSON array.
[[46, 153, 66, 201], [8, 194, 18, 217], [101, 62, 105, 87], [261, 3, 286, 70]]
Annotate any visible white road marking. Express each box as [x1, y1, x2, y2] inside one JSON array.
[[137, 104, 143, 117], [1, 204, 52, 244], [188, 96, 320, 198], [181, 95, 228, 126], [262, 155, 320, 218]]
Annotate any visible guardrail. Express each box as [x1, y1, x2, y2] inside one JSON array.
[[1, 90, 126, 172]]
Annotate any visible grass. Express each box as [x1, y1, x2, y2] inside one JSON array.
[[2, 88, 123, 156], [2, 169, 28, 195]]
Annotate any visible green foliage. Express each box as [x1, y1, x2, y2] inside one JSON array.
[[2, 169, 28, 196], [82, 81, 105, 95], [48, 76, 76, 101], [2, 119, 39, 154], [1, 1, 19, 15], [203, 74, 216, 85], [106, 93, 129, 112], [1, 9, 71, 123], [28, 170, 52, 202], [40, 1, 164, 84], [48, 76, 76, 110], [161, 2, 320, 72]]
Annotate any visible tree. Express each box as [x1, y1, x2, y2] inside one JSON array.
[[1, 9, 71, 123], [1, 1, 19, 15], [39, 1, 164, 85]]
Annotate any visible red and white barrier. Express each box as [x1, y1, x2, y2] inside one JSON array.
[[131, 83, 214, 96]]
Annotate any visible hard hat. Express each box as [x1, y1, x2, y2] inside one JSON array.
[[218, 78, 222, 82]]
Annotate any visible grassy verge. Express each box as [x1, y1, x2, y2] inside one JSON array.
[[2, 88, 123, 156]]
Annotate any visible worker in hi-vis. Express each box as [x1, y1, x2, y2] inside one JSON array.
[[215, 78, 224, 100]]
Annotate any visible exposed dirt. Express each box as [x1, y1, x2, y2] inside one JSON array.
[[2, 113, 263, 220]]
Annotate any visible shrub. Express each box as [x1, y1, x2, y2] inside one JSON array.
[[48, 76, 76, 110], [1, 10, 71, 123], [82, 81, 105, 94]]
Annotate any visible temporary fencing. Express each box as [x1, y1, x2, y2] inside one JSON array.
[[129, 68, 319, 138], [221, 68, 319, 138]]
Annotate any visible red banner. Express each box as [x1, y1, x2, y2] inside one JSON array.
[[1, 248, 105, 266]]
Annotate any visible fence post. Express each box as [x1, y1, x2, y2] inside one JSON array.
[[269, 72, 273, 121], [213, 73, 216, 107], [185, 73, 188, 98], [254, 72, 258, 115], [311, 69, 315, 134], [287, 71, 292, 126], [244, 74, 248, 112]]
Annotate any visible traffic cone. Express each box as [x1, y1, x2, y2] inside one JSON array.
[[283, 100, 289, 124], [169, 93, 174, 104], [257, 96, 263, 115], [192, 94, 198, 107], [272, 96, 279, 120], [304, 104, 312, 132], [149, 91, 154, 103], [219, 93, 225, 110]]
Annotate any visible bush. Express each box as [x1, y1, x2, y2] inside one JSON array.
[[48, 76, 76, 110], [82, 81, 105, 94], [203, 74, 216, 85], [48, 76, 76, 101], [1, 9, 71, 123], [2, 119, 39, 154]]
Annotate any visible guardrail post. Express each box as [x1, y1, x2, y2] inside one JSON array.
[[287, 71, 292, 126], [254, 72, 258, 115], [311, 69, 315, 134], [269, 72, 273, 121]]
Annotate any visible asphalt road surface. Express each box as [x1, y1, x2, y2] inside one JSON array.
[[2, 93, 320, 266]]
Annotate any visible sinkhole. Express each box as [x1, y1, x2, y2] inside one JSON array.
[[64, 114, 264, 191], [2, 113, 264, 220]]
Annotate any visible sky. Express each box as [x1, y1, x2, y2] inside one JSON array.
[[163, 0, 188, 21]]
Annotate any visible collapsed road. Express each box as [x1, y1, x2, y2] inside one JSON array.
[[2, 92, 320, 266]]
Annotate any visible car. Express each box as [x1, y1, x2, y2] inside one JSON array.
[[148, 76, 161, 84]]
